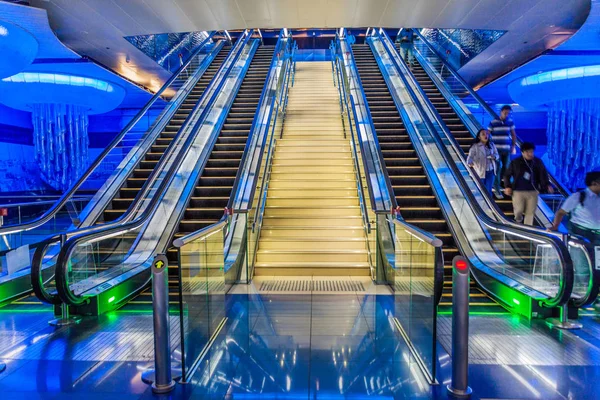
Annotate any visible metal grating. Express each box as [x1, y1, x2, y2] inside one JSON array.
[[259, 280, 365, 292], [1, 315, 181, 362], [438, 316, 600, 366]]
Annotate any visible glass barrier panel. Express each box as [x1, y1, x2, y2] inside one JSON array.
[[568, 241, 593, 302], [383, 215, 438, 381], [412, 39, 493, 129], [177, 225, 226, 382]]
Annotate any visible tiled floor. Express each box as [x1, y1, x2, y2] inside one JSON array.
[[2, 281, 600, 399]]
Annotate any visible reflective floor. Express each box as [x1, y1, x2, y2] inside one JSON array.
[[2, 281, 600, 399]]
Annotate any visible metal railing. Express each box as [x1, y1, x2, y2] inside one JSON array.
[[172, 31, 294, 381], [35, 30, 255, 307], [396, 30, 597, 309], [370, 29, 573, 310], [0, 33, 217, 239]]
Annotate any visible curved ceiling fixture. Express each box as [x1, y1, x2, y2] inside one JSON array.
[[0, 20, 39, 79], [0, 72, 125, 190], [508, 65, 600, 109]]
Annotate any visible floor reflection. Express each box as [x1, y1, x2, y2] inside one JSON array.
[[188, 292, 443, 399]]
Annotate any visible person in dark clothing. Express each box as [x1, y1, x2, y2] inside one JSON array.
[[504, 142, 553, 225]]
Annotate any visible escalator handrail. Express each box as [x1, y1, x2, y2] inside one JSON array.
[[0, 32, 216, 237], [334, 36, 398, 212], [568, 238, 600, 308], [31, 38, 235, 305], [175, 35, 293, 278], [228, 30, 291, 212], [403, 32, 598, 308], [248, 53, 293, 238], [52, 40, 230, 240], [372, 30, 573, 308], [53, 30, 255, 306], [336, 38, 445, 302], [412, 29, 571, 199], [173, 216, 229, 248], [29, 37, 240, 304], [380, 29, 567, 241]]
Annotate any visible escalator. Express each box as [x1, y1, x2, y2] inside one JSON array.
[[0, 39, 231, 308], [122, 44, 275, 311], [101, 45, 231, 223], [352, 44, 506, 314], [398, 46, 516, 219]]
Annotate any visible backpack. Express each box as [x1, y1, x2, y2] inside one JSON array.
[[568, 190, 587, 218]]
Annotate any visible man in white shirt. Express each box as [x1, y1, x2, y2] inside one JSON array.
[[550, 170, 600, 245]]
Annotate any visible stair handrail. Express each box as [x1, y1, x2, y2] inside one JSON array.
[[333, 35, 397, 213], [0, 32, 216, 237], [371, 29, 573, 308], [48, 30, 255, 306]]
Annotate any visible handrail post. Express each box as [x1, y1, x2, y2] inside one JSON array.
[[547, 304, 582, 330], [49, 234, 81, 327], [448, 256, 472, 399], [142, 254, 177, 393]]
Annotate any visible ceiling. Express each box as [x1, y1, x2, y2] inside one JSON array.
[[29, 0, 591, 92], [0, 2, 152, 109], [478, 0, 600, 106]]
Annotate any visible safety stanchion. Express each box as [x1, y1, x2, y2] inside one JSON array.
[[447, 256, 472, 399], [141, 254, 176, 394]]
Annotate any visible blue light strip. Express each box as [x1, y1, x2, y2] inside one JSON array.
[[519, 65, 600, 86], [3, 72, 115, 93]]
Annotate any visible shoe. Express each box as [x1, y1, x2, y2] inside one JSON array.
[[493, 190, 504, 200]]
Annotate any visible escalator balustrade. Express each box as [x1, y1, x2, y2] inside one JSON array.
[[352, 44, 506, 314], [396, 43, 516, 219], [123, 45, 275, 310], [101, 46, 231, 223]]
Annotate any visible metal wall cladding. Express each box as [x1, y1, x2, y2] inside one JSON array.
[[125, 31, 210, 71], [420, 28, 506, 70]]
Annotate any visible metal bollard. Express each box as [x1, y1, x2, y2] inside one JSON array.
[[145, 254, 176, 394], [447, 256, 472, 399]]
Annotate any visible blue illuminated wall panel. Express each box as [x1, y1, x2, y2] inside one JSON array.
[[0, 104, 160, 193]]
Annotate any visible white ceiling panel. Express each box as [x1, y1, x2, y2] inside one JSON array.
[[237, 0, 273, 28], [109, 0, 168, 34], [78, 0, 146, 35], [352, 0, 388, 27], [457, 0, 506, 28], [297, 0, 327, 28], [28, 0, 591, 94], [325, 0, 359, 28], [433, 0, 480, 28], [143, 0, 197, 33], [411, 0, 450, 27], [379, 0, 415, 27], [204, 0, 246, 29], [267, 0, 300, 28], [175, 0, 219, 31]]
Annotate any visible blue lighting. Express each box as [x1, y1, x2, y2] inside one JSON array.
[[2, 72, 117, 93], [519, 65, 600, 86]]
